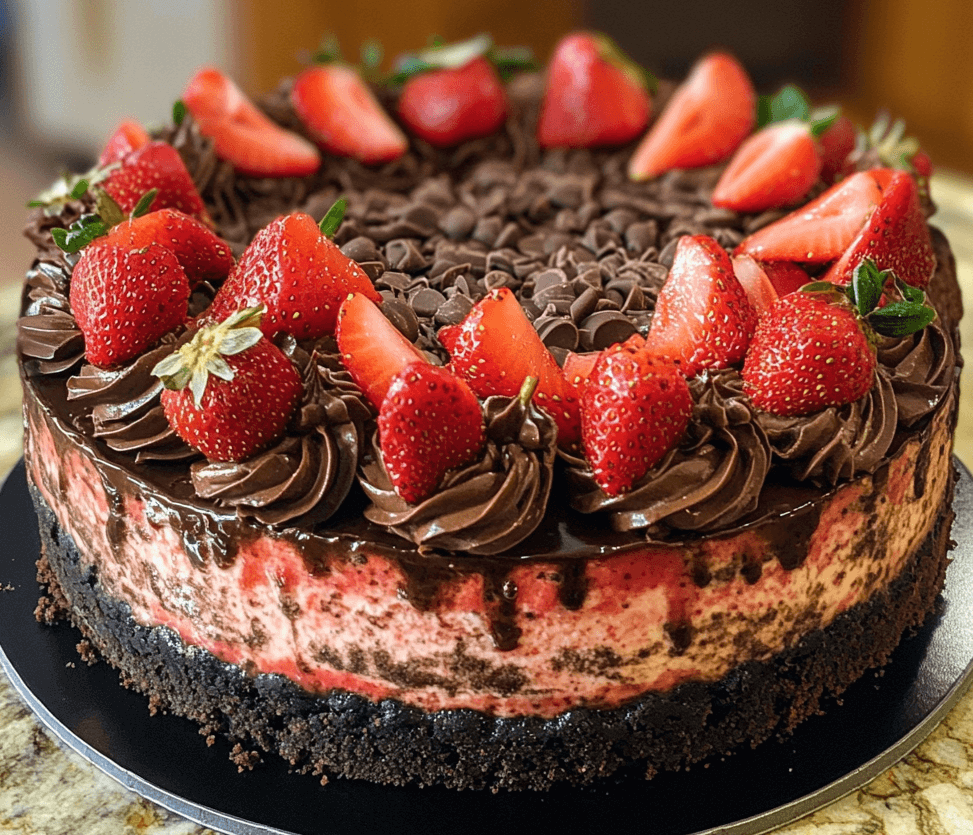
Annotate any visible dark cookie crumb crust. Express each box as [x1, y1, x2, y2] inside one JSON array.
[[29, 469, 955, 792]]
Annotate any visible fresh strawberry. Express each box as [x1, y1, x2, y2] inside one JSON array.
[[842, 112, 933, 205], [377, 362, 486, 503], [396, 36, 507, 148], [822, 169, 936, 289], [99, 120, 151, 167], [818, 113, 857, 184], [646, 235, 757, 377], [336, 292, 428, 410], [734, 170, 883, 263], [205, 209, 381, 340], [581, 342, 692, 496], [98, 208, 235, 287], [628, 52, 755, 180], [154, 308, 303, 462], [291, 64, 407, 164], [69, 242, 190, 368], [711, 120, 822, 212], [562, 350, 603, 399], [761, 261, 810, 297], [439, 287, 580, 449], [182, 67, 320, 177], [742, 260, 936, 416], [537, 32, 652, 149], [730, 255, 778, 319], [102, 141, 207, 220]]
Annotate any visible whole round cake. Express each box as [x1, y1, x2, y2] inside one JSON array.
[[18, 34, 962, 791]]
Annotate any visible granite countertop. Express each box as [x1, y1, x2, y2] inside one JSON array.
[[0, 173, 972, 834]]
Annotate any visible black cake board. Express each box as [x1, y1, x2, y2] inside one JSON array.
[[2, 458, 973, 835]]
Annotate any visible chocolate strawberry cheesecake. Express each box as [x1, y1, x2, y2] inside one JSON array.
[[18, 35, 962, 791]]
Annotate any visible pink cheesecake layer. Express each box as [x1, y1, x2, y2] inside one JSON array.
[[24, 386, 955, 719]]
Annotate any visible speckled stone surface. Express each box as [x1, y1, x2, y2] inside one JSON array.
[[1, 173, 971, 835]]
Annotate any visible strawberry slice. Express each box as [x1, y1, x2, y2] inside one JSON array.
[[582, 342, 692, 496], [734, 170, 883, 263], [646, 235, 757, 378], [97, 208, 234, 287], [378, 362, 486, 503], [336, 292, 428, 410], [822, 170, 936, 289], [397, 37, 507, 148], [102, 141, 208, 220], [99, 119, 151, 167], [291, 64, 407, 165], [182, 67, 320, 177], [70, 242, 190, 368], [537, 32, 651, 149], [439, 287, 580, 449], [628, 52, 755, 180], [205, 211, 381, 340], [155, 308, 303, 462], [761, 261, 810, 297], [711, 119, 822, 213], [731, 255, 779, 319]]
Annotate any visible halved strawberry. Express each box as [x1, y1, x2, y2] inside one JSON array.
[[204, 210, 381, 340], [581, 342, 692, 496], [711, 119, 822, 213], [291, 64, 407, 164], [646, 235, 757, 377], [377, 362, 486, 503], [396, 37, 507, 148], [97, 208, 235, 287], [822, 169, 936, 289], [734, 170, 883, 263], [102, 141, 208, 220], [761, 261, 810, 297], [70, 241, 190, 368], [537, 32, 651, 149], [439, 287, 580, 449], [731, 255, 778, 319], [182, 67, 320, 177], [628, 52, 755, 180], [99, 120, 151, 167], [336, 292, 428, 410], [154, 307, 303, 462], [818, 113, 857, 184]]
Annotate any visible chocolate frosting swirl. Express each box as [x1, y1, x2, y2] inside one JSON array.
[[360, 392, 557, 555], [17, 262, 85, 375], [190, 345, 370, 526], [876, 317, 955, 427], [758, 370, 897, 484], [66, 331, 197, 462], [564, 370, 771, 533]]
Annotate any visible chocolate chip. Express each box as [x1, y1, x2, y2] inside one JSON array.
[[569, 286, 600, 323], [409, 287, 447, 318], [340, 236, 381, 263], [495, 222, 523, 249], [385, 239, 428, 273], [357, 261, 385, 281], [625, 220, 659, 254], [580, 311, 637, 351], [472, 215, 503, 246], [382, 297, 420, 343], [440, 206, 477, 240], [435, 294, 475, 326], [533, 314, 579, 351]]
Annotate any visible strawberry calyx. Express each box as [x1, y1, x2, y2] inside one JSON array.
[[591, 32, 656, 95], [756, 84, 837, 138], [801, 258, 936, 342], [390, 33, 535, 85], [153, 306, 266, 408], [318, 197, 347, 238], [50, 186, 158, 253]]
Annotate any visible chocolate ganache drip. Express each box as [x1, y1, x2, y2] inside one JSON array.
[[360, 390, 558, 555], [66, 331, 197, 462], [17, 262, 85, 375], [191, 341, 370, 526], [564, 369, 771, 533]]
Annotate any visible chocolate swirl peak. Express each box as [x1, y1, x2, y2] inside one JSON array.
[[564, 370, 771, 533], [66, 331, 197, 462], [190, 343, 370, 526], [17, 262, 85, 375], [877, 317, 955, 426], [360, 388, 558, 555]]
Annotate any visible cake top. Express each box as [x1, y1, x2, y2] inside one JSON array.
[[19, 32, 956, 558]]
